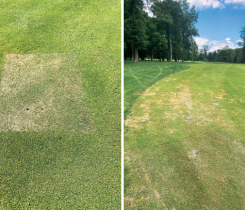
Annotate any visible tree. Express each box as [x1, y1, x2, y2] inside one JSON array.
[[199, 48, 204, 61], [180, 0, 199, 62], [124, 0, 199, 63], [238, 26, 245, 64], [150, 0, 173, 61], [226, 47, 235, 63], [190, 38, 199, 61], [214, 46, 235, 63], [235, 48, 244, 63], [202, 45, 210, 59], [146, 16, 168, 61], [124, 0, 148, 63]]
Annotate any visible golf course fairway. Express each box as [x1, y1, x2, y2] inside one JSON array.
[[0, 1, 120, 209], [125, 62, 245, 209]]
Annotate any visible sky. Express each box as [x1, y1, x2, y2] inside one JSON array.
[[144, 0, 245, 52]]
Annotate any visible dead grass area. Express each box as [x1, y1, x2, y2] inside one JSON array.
[[125, 87, 154, 129], [125, 151, 169, 209], [169, 86, 193, 112], [126, 79, 233, 132], [0, 53, 94, 132], [163, 85, 233, 128], [125, 63, 245, 209], [125, 149, 193, 209], [215, 89, 227, 100], [124, 113, 149, 129]]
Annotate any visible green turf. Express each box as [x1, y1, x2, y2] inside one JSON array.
[[0, 1, 120, 209], [125, 62, 245, 209]]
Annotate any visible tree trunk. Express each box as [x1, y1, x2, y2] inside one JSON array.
[[175, 56, 177, 62], [132, 45, 135, 60], [169, 32, 172, 62], [134, 48, 139, 63], [182, 34, 185, 62], [151, 47, 154, 61]]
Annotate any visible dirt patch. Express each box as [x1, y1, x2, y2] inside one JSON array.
[[188, 149, 200, 160], [216, 89, 227, 99], [0, 53, 94, 132]]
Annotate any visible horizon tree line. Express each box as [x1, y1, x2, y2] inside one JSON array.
[[196, 27, 245, 63]]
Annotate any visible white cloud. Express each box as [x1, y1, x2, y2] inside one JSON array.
[[194, 37, 209, 45], [194, 37, 241, 52], [143, 1, 154, 17], [225, 37, 233, 44], [225, 0, 245, 6], [188, 0, 245, 9], [187, 0, 225, 9], [144, 0, 245, 14], [233, 4, 245, 9], [143, 0, 245, 16], [236, 39, 243, 42]]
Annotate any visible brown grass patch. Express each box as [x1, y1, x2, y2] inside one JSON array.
[[175, 84, 184, 89], [0, 53, 94, 132], [169, 87, 193, 112], [216, 89, 227, 99], [125, 113, 149, 129]]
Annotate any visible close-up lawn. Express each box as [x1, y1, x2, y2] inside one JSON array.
[[125, 61, 245, 210], [0, 0, 120, 209]]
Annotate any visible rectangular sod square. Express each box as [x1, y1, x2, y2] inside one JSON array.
[[0, 53, 93, 132]]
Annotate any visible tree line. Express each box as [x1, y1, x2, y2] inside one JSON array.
[[197, 27, 245, 64], [124, 0, 199, 63]]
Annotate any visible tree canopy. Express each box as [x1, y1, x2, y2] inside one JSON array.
[[124, 0, 199, 62]]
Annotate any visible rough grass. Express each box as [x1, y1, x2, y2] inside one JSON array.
[[124, 60, 190, 118], [125, 62, 245, 209], [0, 0, 120, 209]]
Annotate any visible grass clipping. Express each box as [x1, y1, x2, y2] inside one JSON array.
[[0, 53, 93, 132]]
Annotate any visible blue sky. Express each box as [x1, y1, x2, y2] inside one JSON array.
[[144, 0, 245, 52], [191, 0, 245, 51]]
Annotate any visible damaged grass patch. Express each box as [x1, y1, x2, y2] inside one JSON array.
[[125, 62, 245, 209], [0, 53, 94, 132]]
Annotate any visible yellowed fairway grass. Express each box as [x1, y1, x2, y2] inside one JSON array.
[[0, 53, 93, 132], [125, 63, 245, 209]]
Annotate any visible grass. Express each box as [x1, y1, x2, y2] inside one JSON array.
[[0, 53, 94, 132], [125, 61, 245, 209], [124, 60, 190, 117], [0, 0, 120, 209]]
